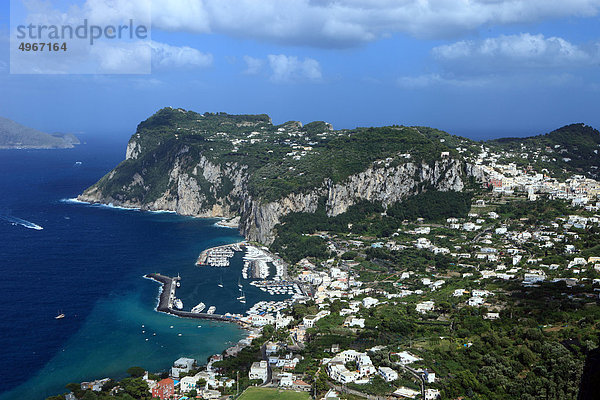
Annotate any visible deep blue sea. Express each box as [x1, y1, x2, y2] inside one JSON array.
[[0, 138, 272, 399]]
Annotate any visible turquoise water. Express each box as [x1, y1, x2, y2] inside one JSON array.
[[0, 141, 266, 399]]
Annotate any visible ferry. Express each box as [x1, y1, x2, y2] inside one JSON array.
[[207, 306, 216, 314], [191, 302, 206, 313], [174, 299, 184, 310]]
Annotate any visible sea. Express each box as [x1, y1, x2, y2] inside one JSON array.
[[0, 137, 275, 399]]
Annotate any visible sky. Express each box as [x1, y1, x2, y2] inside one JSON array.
[[1, 0, 600, 140]]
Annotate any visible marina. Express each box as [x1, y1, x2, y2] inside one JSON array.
[[246, 300, 292, 315], [249, 280, 304, 296], [144, 273, 250, 327], [196, 243, 242, 267]]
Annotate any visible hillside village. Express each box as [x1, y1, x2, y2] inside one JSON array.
[[50, 132, 600, 400]]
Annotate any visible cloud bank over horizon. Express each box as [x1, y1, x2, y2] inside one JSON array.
[[2, 0, 600, 137]]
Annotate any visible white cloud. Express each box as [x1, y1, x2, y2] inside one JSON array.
[[267, 54, 322, 82], [19, 1, 600, 50], [141, 0, 600, 47], [95, 41, 213, 73], [242, 56, 264, 75], [397, 33, 600, 89], [433, 33, 596, 71], [397, 73, 490, 88], [90, 41, 151, 73], [150, 41, 213, 70]]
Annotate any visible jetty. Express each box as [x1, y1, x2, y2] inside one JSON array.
[[144, 273, 249, 327]]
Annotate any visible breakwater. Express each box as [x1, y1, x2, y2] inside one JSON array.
[[144, 273, 249, 327]]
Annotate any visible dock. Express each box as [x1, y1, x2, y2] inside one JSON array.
[[144, 273, 249, 327], [196, 243, 243, 267]]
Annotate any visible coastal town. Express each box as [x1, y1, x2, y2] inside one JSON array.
[[49, 137, 600, 400]]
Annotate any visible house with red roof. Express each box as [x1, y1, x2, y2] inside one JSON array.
[[152, 378, 174, 400]]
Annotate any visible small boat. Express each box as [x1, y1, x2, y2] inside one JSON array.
[[218, 276, 224, 288], [55, 312, 65, 320], [191, 302, 206, 313], [174, 299, 183, 310], [238, 290, 246, 303], [176, 273, 181, 287], [238, 278, 243, 288], [207, 306, 216, 314]]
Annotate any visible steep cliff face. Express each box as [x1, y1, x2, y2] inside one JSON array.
[[80, 149, 249, 218], [80, 152, 474, 244], [240, 158, 469, 244], [79, 108, 489, 245]]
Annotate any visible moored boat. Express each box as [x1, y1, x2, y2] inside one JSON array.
[[191, 302, 206, 313], [174, 299, 184, 310]]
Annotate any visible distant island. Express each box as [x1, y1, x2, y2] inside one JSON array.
[[0, 116, 80, 149]]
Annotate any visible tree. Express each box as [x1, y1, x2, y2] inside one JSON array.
[[65, 383, 84, 399], [196, 378, 207, 388], [127, 366, 146, 378], [188, 389, 198, 397], [81, 391, 98, 400], [120, 377, 151, 400], [314, 369, 329, 395]]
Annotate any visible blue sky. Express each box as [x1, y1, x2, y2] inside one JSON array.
[[1, 0, 600, 140]]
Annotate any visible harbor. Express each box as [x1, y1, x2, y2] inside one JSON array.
[[196, 243, 289, 282], [249, 280, 304, 296], [144, 273, 250, 327], [196, 243, 243, 267]]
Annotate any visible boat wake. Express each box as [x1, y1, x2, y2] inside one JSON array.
[[61, 198, 141, 211], [0, 215, 44, 230], [61, 198, 176, 214]]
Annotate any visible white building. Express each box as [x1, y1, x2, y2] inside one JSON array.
[[362, 297, 379, 308], [393, 386, 420, 399], [171, 357, 195, 379], [302, 310, 330, 328], [328, 364, 358, 384], [378, 367, 398, 382], [484, 312, 500, 320], [425, 388, 441, 400], [395, 351, 421, 365], [249, 361, 268, 383], [278, 372, 294, 387], [416, 301, 435, 314], [523, 273, 545, 284], [468, 296, 485, 307], [345, 317, 365, 328], [424, 369, 436, 383]]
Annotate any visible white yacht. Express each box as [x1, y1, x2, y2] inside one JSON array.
[[191, 302, 206, 313], [174, 299, 184, 310]]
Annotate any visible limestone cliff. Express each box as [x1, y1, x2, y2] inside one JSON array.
[[79, 108, 486, 244]]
